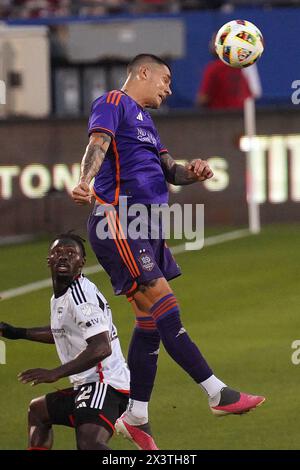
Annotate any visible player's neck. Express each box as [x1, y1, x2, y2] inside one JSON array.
[[52, 274, 79, 298], [121, 84, 146, 109]]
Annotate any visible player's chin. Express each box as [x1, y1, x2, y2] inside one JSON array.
[[56, 269, 72, 278]]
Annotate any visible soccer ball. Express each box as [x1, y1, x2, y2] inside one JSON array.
[[215, 20, 264, 68]]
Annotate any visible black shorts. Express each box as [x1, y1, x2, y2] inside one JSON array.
[[46, 382, 128, 435]]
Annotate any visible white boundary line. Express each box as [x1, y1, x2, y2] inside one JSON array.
[[0, 229, 251, 301]]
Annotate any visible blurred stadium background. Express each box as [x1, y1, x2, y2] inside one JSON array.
[[0, 0, 300, 450]]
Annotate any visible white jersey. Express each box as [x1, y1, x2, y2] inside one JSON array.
[[50, 274, 130, 391]]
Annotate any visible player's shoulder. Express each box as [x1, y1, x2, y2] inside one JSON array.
[[69, 275, 89, 306], [69, 275, 107, 310], [92, 90, 126, 109]]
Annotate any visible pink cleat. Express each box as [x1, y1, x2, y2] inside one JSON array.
[[210, 387, 265, 416], [115, 413, 159, 450]]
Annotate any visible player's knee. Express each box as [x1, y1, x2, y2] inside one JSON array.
[[76, 424, 110, 450], [28, 397, 49, 425], [77, 435, 103, 450], [135, 277, 173, 306]]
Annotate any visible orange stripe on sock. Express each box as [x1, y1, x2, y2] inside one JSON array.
[[151, 298, 178, 320], [152, 300, 178, 319]]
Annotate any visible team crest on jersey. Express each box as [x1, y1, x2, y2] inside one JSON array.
[[138, 251, 155, 272], [80, 304, 93, 317], [57, 307, 63, 319]]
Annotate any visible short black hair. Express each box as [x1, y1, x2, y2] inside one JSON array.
[[127, 54, 171, 74], [50, 232, 86, 258]]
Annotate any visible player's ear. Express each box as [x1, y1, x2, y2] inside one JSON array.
[[46, 256, 50, 267], [139, 65, 150, 81]]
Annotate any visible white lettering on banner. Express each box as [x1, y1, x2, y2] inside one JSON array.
[[53, 164, 81, 193], [20, 164, 51, 198], [203, 157, 229, 192], [240, 134, 300, 203], [0, 166, 20, 199], [0, 163, 81, 200], [0, 160, 230, 201]]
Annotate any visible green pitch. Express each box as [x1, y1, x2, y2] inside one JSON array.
[[0, 224, 300, 450]]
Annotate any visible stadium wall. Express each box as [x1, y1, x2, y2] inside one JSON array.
[[5, 7, 298, 108], [1, 107, 300, 238]]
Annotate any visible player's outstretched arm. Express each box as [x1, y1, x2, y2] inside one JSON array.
[[0, 322, 54, 344], [72, 132, 111, 205], [160, 153, 214, 185], [18, 331, 111, 386]]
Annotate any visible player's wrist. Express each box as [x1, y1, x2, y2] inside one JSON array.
[[79, 177, 91, 186], [1, 324, 27, 340]]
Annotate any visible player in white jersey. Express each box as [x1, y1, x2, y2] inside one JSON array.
[[0, 233, 130, 450]]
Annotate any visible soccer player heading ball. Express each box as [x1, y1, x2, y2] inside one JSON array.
[[72, 54, 265, 450]]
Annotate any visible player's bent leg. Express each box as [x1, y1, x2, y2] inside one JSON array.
[[28, 396, 53, 450], [76, 423, 111, 450], [134, 278, 213, 385], [134, 279, 266, 417], [115, 298, 160, 451]]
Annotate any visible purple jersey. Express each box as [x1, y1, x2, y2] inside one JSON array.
[[88, 90, 169, 205]]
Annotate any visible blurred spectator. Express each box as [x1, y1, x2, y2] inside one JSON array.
[[195, 33, 254, 110], [78, 0, 127, 16], [133, 0, 179, 13], [12, 0, 70, 18], [1, 0, 300, 19]]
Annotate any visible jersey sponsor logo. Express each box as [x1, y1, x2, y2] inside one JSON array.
[[136, 127, 157, 146], [136, 112, 143, 121], [138, 253, 155, 272], [51, 327, 66, 337], [86, 318, 100, 327]]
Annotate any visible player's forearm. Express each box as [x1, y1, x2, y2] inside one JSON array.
[[51, 342, 111, 380], [0, 323, 54, 343], [80, 134, 111, 184], [160, 154, 198, 186], [25, 326, 55, 344]]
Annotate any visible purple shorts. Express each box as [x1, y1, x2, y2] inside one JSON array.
[[88, 204, 181, 295]]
